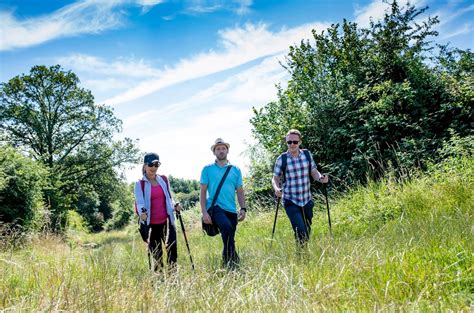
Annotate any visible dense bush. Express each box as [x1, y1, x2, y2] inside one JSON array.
[[0, 146, 47, 229], [249, 1, 473, 198]]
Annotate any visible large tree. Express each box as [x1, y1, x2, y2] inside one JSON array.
[[250, 1, 473, 195], [0, 65, 139, 231]]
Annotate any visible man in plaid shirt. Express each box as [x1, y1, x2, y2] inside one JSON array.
[[272, 129, 328, 246]]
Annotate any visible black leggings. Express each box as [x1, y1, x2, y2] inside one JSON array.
[[148, 220, 177, 270]]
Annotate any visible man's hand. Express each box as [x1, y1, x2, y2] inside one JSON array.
[[320, 174, 329, 184], [174, 203, 182, 212], [274, 188, 283, 198], [202, 211, 212, 224], [238, 209, 246, 222], [140, 212, 147, 221]]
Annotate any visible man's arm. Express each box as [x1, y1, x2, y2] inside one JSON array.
[[311, 168, 328, 183], [200, 184, 212, 224], [272, 175, 282, 197], [236, 187, 246, 221]]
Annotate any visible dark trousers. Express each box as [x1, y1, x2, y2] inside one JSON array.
[[284, 199, 314, 245], [149, 220, 177, 271], [210, 205, 239, 265]]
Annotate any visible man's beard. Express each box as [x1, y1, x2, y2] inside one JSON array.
[[216, 154, 227, 161]]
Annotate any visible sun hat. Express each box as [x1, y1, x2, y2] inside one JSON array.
[[210, 138, 230, 152]]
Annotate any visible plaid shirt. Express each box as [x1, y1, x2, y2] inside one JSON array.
[[273, 150, 317, 207]]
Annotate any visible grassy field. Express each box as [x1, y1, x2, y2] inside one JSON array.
[[1, 157, 473, 311]]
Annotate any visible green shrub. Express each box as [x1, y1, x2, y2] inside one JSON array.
[[0, 146, 47, 229]]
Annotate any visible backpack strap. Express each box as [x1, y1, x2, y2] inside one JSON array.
[[161, 175, 171, 197], [302, 149, 313, 178], [280, 152, 287, 184], [209, 165, 232, 210], [280, 149, 313, 184]]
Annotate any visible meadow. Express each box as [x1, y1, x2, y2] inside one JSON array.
[[1, 157, 472, 311]]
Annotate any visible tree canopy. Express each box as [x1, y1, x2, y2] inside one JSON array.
[[249, 1, 473, 196], [0, 65, 140, 231]]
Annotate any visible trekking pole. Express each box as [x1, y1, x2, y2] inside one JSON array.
[[141, 208, 152, 270], [322, 183, 332, 236], [176, 210, 195, 270], [270, 196, 280, 247]]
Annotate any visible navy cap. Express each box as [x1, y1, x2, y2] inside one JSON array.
[[144, 152, 160, 164]]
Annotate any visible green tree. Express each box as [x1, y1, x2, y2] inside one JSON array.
[[0, 65, 140, 231], [250, 1, 473, 193]]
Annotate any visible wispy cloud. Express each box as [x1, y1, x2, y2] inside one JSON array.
[[354, 0, 426, 28], [104, 22, 328, 106], [233, 0, 253, 15], [122, 52, 287, 128], [183, 0, 252, 15], [435, 3, 474, 26], [120, 53, 288, 180], [0, 0, 164, 51], [186, 3, 223, 14], [124, 105, 254, 180], [57, 54, 160, 78], [440, 22, 473, 40], [138, 0, 165, 6]]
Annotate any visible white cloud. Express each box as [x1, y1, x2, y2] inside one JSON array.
[[82, 78, 132, 93], [440, 22, 473, 40], [0, 0, 164, 51], [234, 0, 253, 15], [104, 22, 328, 106], [0, 1, 122, 51], [138, 0, 165, 5], [122, 53, 287, 128], [186, 3, 223, 14], [183, 0, 252, 15], [435, 3, 474, 27], [121, 53, 288, 181], [124, 105, 255, 181], [57, 54, 160, 78], [354, 0, 426, 28]]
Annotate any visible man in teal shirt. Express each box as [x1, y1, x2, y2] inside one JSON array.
[[200, 138, 247, 268]]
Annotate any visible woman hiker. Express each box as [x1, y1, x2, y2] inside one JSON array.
[[134, 152, 182, 272]]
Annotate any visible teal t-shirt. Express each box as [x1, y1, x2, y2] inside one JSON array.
[[200, 162, 243, 213]]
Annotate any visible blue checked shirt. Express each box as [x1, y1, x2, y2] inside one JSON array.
[[273, 150, 317, 207]]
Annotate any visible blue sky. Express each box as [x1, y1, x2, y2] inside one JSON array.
[[1, 0, 473, 181]]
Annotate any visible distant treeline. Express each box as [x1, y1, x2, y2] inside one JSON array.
[[168, 176, 200, 210]]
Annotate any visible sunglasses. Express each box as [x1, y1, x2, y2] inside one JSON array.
[[147, 162, 161, 167], [286, 140, 299, 145]]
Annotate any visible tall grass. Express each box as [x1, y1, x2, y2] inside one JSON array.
[[1, 157, 472, 311]]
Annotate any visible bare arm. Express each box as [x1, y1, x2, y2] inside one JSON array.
[[272, 175, 282, 197], [236, 187, 246, 208], [200, 184, 208, 214], [311, 168, 328, 183], [200, 184, 212, 224], [236, 187, 246, 221]]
